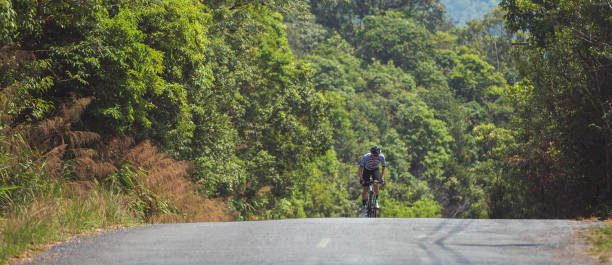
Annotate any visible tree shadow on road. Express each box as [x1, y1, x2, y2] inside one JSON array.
[[417, 219, 474, 264]]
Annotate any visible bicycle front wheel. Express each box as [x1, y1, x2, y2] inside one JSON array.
[[367, 190, 374, 218]]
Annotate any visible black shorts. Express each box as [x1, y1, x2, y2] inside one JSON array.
[[362, 168, 381, 186]]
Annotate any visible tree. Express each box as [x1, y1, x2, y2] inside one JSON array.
[[356, 13, 434, 72], [501, 0, 612, 217], [448, 52, 506, 103], [309, 0, 447, 40], [456, 8, 525, 85]]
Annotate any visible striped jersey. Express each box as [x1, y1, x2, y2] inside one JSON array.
[[359, 153, 386, 171]]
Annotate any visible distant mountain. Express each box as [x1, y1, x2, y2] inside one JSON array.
[[440, 0, 500, 26]]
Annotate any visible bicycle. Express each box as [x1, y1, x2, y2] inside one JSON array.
[[364, 178, 383, 218]]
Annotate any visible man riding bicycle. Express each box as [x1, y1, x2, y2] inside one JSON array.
[[358, 145, 386, 217]]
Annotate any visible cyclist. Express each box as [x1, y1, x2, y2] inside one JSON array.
[[358, 145, 386, 217]]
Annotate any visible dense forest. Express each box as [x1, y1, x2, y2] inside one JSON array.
[[0, 0, 610, 261]]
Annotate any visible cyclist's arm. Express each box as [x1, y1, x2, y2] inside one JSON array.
[[381, 166, 386, 181]]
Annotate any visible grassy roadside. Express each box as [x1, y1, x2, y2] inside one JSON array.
[[583, 221, 612, 263], [0, 120, 234, 264], [0, 181, 234, 265], [0, 184, 138, 264]]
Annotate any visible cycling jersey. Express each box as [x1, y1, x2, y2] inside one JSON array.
[[359, 153, 386, 171]]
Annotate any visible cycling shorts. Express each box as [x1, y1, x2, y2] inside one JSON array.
[[362, 168, 381, 186]]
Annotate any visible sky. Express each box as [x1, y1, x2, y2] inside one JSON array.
[[439, 0, 500, 26]]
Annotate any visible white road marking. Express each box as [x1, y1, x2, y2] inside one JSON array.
[[317, 237, 330, 248]]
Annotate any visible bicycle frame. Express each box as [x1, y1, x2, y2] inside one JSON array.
[[366, 180, 378, 218]]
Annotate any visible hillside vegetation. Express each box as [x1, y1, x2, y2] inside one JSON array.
[[0, 0, 610, 262]]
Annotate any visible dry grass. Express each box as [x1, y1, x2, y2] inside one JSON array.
[[72, 157, 118, 180], [124, 141, 233, 222], [0, 185, 136, 264], [151, 198, 234, 223], [60, 97, 93, 122], [1, 96, 234, 264]]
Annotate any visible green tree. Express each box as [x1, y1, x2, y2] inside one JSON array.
[[501, 0, 611, 217], [356, 13, 434, 72], [448, 52, 506, 103], [456, 8, 524, 84]]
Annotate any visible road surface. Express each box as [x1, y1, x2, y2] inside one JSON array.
[[20, 218, 602, 265]]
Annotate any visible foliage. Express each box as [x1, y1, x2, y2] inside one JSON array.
[[0, 186, 16, 205], [286, 0, 520, 218], [448, 52, 506, 103], [1, 1, 610, 255], [380, 195, 442, 218], [357, 13, 433, 72], [455, 8, 525, 85], [500, 0, 612, 217], [309, 0, 447, 40], [1, 0, 333, 222]]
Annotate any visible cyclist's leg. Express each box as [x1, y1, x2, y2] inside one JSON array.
[[362, 170, 373, 201], [361, 173, 372, 217], [373, 169, 381, 209], [362, 185, 368, 202], [361, 171, 371, 214]]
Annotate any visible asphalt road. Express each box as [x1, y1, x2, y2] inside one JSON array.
[[21, 218, 602, 265]]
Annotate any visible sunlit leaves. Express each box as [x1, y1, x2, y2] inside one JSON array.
[[0, 0, 16, 45], [357, 13, 433, 72]]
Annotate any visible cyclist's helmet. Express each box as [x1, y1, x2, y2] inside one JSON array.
[[370, 145, 381, 155]]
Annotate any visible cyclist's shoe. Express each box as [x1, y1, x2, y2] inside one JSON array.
[[361, 205, 366, 218], [375, 199, 380, 209]]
